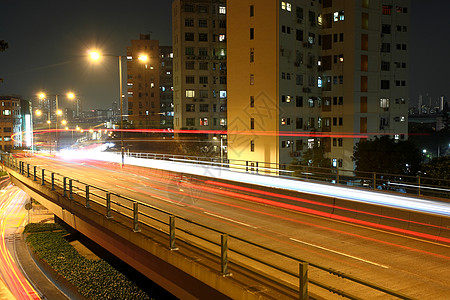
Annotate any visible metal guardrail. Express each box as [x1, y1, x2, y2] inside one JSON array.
[[5, 154, 416, 299], [121, 151, 450, 199]]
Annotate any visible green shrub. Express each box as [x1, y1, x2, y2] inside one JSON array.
[[26, 225, 151, 299]]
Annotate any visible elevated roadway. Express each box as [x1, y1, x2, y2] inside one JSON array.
[[5, 155, 450, 299]]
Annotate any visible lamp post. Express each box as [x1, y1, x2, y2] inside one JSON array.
[[89, 51, 148, 167], [38, 92, 75, 152]]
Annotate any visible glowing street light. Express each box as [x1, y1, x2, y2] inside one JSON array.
[[38, 91, 76, 152], [88, 49, 149, 167], [138, 54, 149, 62]]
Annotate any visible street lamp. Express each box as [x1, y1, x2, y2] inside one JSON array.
[[39, 92, 75, 152], [89, 50, 148, 167]]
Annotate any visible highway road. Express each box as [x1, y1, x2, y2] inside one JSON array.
[[19, 155, 450, 299]]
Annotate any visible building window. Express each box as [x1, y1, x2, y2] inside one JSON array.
[[185, 4, 194, 12], [199, 33, 208, 42], [250, 118, 254, 129], [250, 74, 254, 85], [219, 34, 226, 42], [186, 76, 195, 84], [250, 140, 255, 152], [199, 62, 208, 70], [382, 5, 391, 15], [334, 11, 345, 22], [380, 98, 390, 108], [381, 80, 390, 90], [186, 118, 195, 126], [199, 47, 208, 56], [250, 96, 255, 107], [199, 90, 208, 98], [185, 90, 195, 98], [185, 32, 194, 41], [250, 28, 254, 40], [185, 47, 194, 55], [250, 48, 254, 62], [220, 90, 227, 98], [296, 118, 303, 129], [381, 43, 391, 53], [250, 5, 254, 17], [219, 6, 226, 14], [382, 24, 391, 34], [199, 118, 208, 126], [281, 2, 292, 11], [198, 19, 208, 27], [199, 76, 208, 84], [200, 104, 209, 112], [381, 61, 390, 71], [186, 104, 195, 112], [296, 96, 303, 107], [185, 19, 194, 27]]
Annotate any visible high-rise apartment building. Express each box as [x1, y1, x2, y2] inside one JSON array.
[[127, 34, 161, 129], [160, 46, 174, 129], [227, 0, 410, 170], [172, 0, 228, 136]]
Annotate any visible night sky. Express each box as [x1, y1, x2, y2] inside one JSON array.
[[0, 1, 449, 109]]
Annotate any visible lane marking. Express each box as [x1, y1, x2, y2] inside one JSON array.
[[150, 195, 186, 207], [204, 212, 258, 229], [290, 238, 390, 269], [93, 178, 107, 183]]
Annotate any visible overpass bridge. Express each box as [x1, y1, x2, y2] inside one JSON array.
[[3, 153, 450, 299]]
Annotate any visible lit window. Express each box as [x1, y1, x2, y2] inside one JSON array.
[[286, 95, 291, 103], [281, 2, 291, 11], [380, 98, 390, 108], [219, 6, 226, 14], [219, 34, 226, 42], [186, 90, 195, 98], [220, 118, 226, 126], [200, 117, 209, 126], [220, 90, 227, 98], [318, 77, 322, 88], [334, 11, 344, 22], [127, 92, 133, 95], [281, 118, 287, 125]]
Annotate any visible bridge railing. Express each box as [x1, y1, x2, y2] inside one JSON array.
[[119, 151, 450, 199], [6, 155, 416, 299]]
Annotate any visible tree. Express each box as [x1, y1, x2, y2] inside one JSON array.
[[288, 140, 332, 179], [299, 140, 331, 168], [352, 136, 422, 176], [421, 156, 450, 180], [0, 40, 8, 52]]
